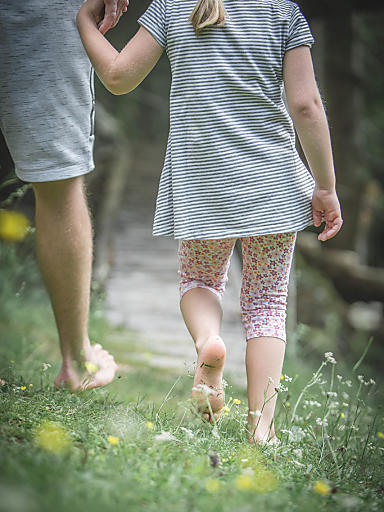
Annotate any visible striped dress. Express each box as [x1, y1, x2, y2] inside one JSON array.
[[138, 0, 316, 240]]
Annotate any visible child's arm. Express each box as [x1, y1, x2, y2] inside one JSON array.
[[283, 46, 343, 242], [76, 0, 164, 95]]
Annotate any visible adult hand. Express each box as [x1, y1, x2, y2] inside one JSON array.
[[98, 0, 129, 35], [312, 186, 343, 242]]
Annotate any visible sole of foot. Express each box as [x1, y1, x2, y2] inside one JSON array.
[[191, 335, 226, 424], [55, 343, 118, 391]]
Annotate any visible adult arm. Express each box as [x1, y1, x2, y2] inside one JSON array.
[[76, 0, 164, 95], [283, 46, 343, 242]]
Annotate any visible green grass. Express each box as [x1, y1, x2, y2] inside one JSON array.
[[1, 242, 384, 512]]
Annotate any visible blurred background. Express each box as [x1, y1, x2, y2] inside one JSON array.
[[1, 0, 383, 384]]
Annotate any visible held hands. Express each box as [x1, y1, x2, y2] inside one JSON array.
[[312, 186, 343, 242], [83, 0, 129, 34]]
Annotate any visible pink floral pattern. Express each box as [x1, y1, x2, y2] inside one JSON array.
[[178, 232, 297, 343]]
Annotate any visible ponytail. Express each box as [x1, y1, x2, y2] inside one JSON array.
[[190, 0, 227, 36]]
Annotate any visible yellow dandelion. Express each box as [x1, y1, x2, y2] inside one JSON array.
[[222, 405, 230, 415], [235, 474, 254, 491], [84, 361, 98, 374], [0, 209, 30, 243], [35, 421, 72, 454], [205, 478, 221, 493], [20, 386, 26, 391], [29, 383, 33, 387], [280, 375, 284, 381], [340, 412, 345, 419], [377, 432, 384, 440], [107, 435, 120, 445], [146, 421, 155, 430], [233, 399, 241, 405], [285, 401, 290, 407], [313, 480, 331, 496]]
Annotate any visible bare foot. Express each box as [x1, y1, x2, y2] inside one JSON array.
[[191, 335, 226, 423], [246, 413, 279, 445], [55, 343, 118, 391]]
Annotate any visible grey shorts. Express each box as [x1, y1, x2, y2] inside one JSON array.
[[0, 0, 95, 183]]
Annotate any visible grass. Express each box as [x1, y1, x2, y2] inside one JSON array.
[[1, 241, 384, 512]]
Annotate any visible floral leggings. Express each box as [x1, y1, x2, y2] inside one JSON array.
[[178, 232, 297, 343]]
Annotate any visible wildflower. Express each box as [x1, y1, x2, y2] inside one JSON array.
[[180, 427, 194, 438], [35, 421, 72, 454], [357, 375, 365, 384], [337, 375, 343, 381], [369, 378, 376, 385], [249, 410, 262, 417], [316, 417, 328, 427], [377, 432, 384, 440], [42, 363, 51, 371], [235, 474, 254, 491], [313, 480, 331, 496], [0, 209, 30, 243], [154, 431, 177, 442], [10, 360, 15, 364], [344, 380, 352, 388], [327, 391, 337, 398], [268, 376, 274, 383], [276, 383, 288, 392], [84, 361, 98, 374], [284, 374, 292, 382], [324, 352, 336, 364], [285, 401, 290, 407], [205, 478, 221, 493], [192, 384, 215, 396], [233, 398, 241, 405], [107, 436, 120, 445], [145, 421, 155, 430], [20, 386, 26, 391], [222, 405, 230, 415], [280, 375, 284, 381], [340, 413, 345, 419], [29, 384, 33, 388]]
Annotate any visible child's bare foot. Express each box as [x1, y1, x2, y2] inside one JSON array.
[[191, 335, 226, 423], [246, 412, 279, 445], [55, 343, 118, 391]]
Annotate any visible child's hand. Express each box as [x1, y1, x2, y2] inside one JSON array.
[[312, 186, 343, 242]]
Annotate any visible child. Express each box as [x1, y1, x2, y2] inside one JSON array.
[[77, 0, 343, 443]]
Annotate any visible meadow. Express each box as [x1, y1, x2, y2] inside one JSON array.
[[0, 240, 383, 512]]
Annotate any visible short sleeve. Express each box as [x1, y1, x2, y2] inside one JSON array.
[[138, 0, 167, 49], [285, 4, 314, 52]]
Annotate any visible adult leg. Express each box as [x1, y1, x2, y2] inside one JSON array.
[[179, 238, 236, 422], [32, 176, 117, 390], [241, 232, 297, 443]]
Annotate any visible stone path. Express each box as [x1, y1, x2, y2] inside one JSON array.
[[105, 145, 247, 386]]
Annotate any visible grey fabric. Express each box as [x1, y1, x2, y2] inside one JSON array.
[[139, 0, 316, 240], [0, 0, 95, 182]]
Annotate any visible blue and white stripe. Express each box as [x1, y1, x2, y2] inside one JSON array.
[[138, 0, 316, 240]]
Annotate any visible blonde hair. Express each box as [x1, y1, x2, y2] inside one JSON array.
[[190, 0, 227, 36]]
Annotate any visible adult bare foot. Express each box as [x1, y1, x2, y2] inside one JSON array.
[[191, 335, 226, 423], [55, 343, 118, 391]]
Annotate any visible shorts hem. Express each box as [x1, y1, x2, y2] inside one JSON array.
[[15, 162, 95, 183]]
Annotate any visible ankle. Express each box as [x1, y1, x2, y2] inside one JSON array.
[[62, 338, 92, 367], [195, 334, 225, 354]]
